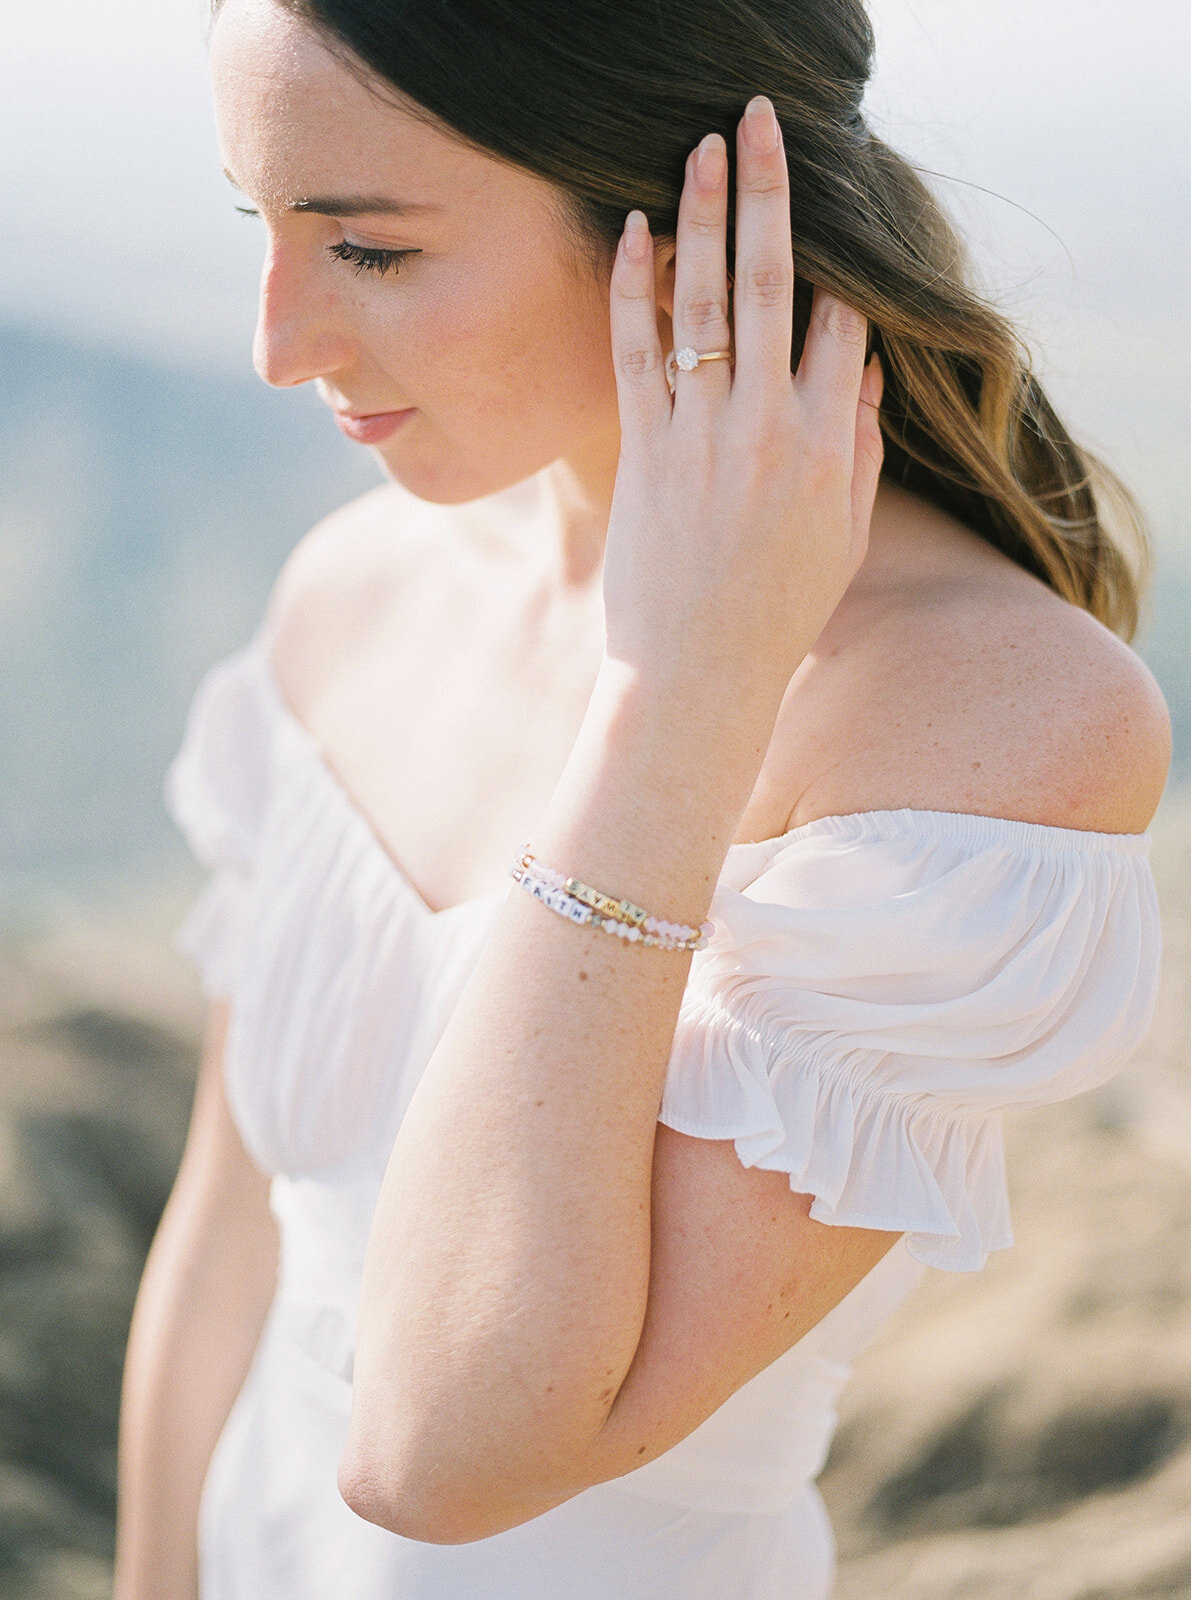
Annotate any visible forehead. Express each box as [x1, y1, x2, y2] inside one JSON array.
[[209, 0, 508, 215]]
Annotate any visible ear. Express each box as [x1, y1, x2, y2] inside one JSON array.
[[652, 237, 736, 340], [654, 237, 677, 320]]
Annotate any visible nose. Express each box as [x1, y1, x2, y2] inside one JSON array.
[[252, 239, 356, 389]]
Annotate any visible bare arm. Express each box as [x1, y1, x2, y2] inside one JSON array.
[[339, 96, 1169, 1549], [340, 102, 895, 1543], [113, 1000, 279, 1600]]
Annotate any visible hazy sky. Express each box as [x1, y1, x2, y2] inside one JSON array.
[[5, 0, 1188, 530]]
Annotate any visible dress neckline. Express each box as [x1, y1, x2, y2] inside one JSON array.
[[246, 631, 1150, 921]]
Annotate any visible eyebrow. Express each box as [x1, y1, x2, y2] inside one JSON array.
[[223, 167, 441, 217]]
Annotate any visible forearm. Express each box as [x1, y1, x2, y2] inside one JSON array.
[[345, 91, 886, 1538], [344, 659, 779, 1532], [113, 1167, 278, 1600]]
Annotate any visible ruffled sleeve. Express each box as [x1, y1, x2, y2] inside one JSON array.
[[162, 634, 275, 1001], [660, 810, 1161, 1272]]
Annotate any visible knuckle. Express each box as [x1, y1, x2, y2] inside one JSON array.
[[737, 412, 791, 469], [618, 344, 660, 381], [613, 275, 657, 304], [810, 439, 851, 487], [678, 295, 729, 333], [822, 300, 868, 347], [740, 264, 793, 308], [753, 433, 790, 474], [683, 213, 723, 239], [741, 172, 787, 200]]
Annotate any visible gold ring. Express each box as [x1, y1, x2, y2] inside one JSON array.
[[666, 346, 734, 393]]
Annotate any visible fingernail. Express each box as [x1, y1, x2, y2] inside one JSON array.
[[695, 132, 727, 187], [744, 95, 779, 153], [623, 209, 650, 261]]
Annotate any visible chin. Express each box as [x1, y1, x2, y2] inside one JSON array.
[[372, 437, 558, 507]]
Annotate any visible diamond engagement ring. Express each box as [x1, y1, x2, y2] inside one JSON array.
[[665, 346, 734, 394]]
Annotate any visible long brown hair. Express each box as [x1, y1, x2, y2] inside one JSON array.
[[220, 0, 1149, 639]]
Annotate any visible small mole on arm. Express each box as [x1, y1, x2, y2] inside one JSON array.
[[578, 970, 589, 981]]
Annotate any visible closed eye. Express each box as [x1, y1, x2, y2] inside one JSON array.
[[232, 208, 418, 279], [327, 240, 421, 277]]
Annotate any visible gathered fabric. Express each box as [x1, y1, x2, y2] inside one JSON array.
[[164, 624, 1161, 1600]]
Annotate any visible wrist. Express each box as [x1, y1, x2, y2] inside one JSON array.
[[597, 643, 782, 728], [592, 653, 783, 799], [530, 657, 770, 930]]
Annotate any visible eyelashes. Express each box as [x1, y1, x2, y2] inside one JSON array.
[[234, 208, 420, 278], [326, 240, 420, 277]]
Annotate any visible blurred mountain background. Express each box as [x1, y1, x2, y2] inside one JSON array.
[[0, 0, 1188, 1595], [1, 0, 1187, 935], [1, 314, 1185, 937], [0, 322, 376, 930]]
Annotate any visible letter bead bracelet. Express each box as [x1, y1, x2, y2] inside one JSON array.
[[509, 847, 715, 952]]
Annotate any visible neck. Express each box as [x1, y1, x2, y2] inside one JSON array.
[[534, 425, 621, 594]]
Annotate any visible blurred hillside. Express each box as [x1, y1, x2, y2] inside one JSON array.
[[1, 317, 1188, 938], [0, 321, 377, 933]]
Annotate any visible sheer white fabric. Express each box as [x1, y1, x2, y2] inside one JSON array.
[[163, 626, 1162, 1600]]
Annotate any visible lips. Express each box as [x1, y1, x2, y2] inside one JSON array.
[[333, 409, 416, 445]]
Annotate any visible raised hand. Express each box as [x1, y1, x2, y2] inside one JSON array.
[[602, 94, 884, 714]]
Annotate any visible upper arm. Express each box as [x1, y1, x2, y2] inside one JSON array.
[[559, 596, 1170, 1497], [570, 1131, 898, 1489], [168, 1000, 276, 1240]]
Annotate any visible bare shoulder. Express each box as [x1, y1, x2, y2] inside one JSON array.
[[263, 483, 439, 708], [785, 531, 1172, 837]]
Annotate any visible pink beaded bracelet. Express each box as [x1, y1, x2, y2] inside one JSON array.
[[509, 847, 714, 952]]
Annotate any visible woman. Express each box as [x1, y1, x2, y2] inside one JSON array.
[[113, 0, 1170, 1596]]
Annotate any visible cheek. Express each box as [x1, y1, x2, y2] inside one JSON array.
[[369, 256, 618, 424]]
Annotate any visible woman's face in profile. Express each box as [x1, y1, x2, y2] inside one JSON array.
[[209, 0, 624, 503]]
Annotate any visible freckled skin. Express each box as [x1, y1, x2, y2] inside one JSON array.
[[201, 3, 1172, 1553], [213, 0, 1169, 869], [209, 0, 624, 508]]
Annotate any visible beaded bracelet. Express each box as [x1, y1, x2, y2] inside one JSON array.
[[509, 847, 714, 952]]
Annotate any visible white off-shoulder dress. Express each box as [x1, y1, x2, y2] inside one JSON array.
[[163, 621, 1162, 1600]]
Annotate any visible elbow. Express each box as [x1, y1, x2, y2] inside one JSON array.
[[336, 1444, 473, 1545], [337, 1437, 572, 1546]]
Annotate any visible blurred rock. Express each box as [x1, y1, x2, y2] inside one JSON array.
[[820, 792, 1191, 1599], [0, 925, 200, 1598]]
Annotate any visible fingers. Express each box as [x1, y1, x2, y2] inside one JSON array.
[[850, 354, 886, 562], [730, 96, 796, 396], [609, 97, 870, 461], [608, 210, 671, 437], [796, 286, 870, 451], [670, 133, 732, 409]]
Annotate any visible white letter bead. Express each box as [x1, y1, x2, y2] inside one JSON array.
[[513, 854, 705, 952]]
